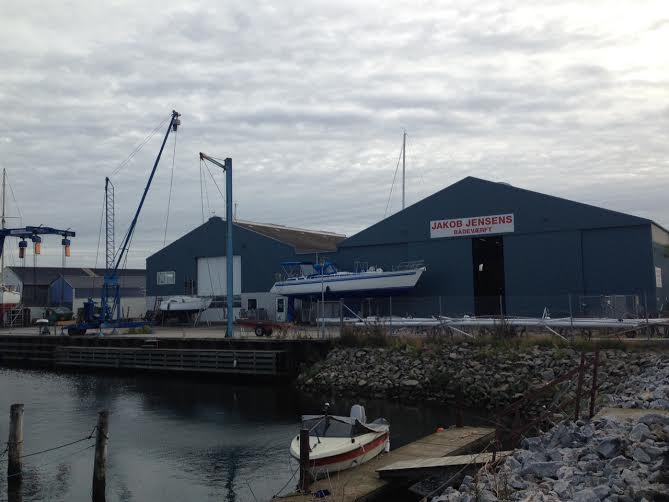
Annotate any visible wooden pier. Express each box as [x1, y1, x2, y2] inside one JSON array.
[[278, 426, 495, 502]]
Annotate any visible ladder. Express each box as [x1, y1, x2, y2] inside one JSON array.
[[6, 304, 25, 328]]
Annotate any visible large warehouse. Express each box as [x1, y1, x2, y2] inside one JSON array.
[[146, 177, 669, 320]]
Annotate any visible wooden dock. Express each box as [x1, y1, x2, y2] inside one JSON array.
[[277, 426, 495, 502], [376, 450, 512, 479]]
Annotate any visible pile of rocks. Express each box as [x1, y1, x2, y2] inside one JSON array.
[[297, 343, 664, 410], [432, 356, 669, 501], [607, 358, 669, 410], [435, 414, 669, 501]]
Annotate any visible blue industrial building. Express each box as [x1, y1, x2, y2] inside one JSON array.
[[147, 177, 669, 320]]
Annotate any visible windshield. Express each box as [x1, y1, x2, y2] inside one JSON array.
[[301, 416, 370, 438]]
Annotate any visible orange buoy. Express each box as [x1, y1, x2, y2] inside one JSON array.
[[34, 242, 41, 255], [436, 427, 445, 432]]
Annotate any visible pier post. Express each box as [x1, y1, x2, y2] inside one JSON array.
[[92, 410, 109, 502], [298, 428, 311, 493], [8, 404, 24, 483], [339, 298, 344, 335]]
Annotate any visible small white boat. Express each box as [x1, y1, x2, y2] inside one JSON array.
[[0, 285, 21, 314], [271, 261, 426, 297], [290, 404, 390, 477], [159, 295, 212, 313]]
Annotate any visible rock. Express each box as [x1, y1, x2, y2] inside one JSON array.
[[520, 461, 562, 479], [650, 399, 669, 409], [553, 479, 572, 497], [597, 437, 622, 459], [632, 447, 651, 463], [477, 490, 498, 502], [629, 423, 650, 442], [542, 369, 555, 381], [621, 468, 641, 486], [573, 488, 601, 502], [400, 379, 419, 387]]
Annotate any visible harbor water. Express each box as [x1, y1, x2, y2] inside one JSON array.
[[0, 368, 487, 502]]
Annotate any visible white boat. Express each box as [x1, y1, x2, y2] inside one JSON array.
[[270, 261, 426, 297], [159, 295, 212, 313], [0, 285, 20, 314], [289, 404, 390, 477]]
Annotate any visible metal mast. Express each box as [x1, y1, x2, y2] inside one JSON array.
[[402, 130, 406, 210], [105, 178, 115, 270], [1, 168, 5, 283], [199, 153, 234, 338]]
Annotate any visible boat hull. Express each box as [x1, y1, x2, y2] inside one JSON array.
[[159, 296, 212, 313], [290, 431, 389, 477], [270, 267, 425, 297]]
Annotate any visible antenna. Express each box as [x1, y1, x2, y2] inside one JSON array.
[[402, 130, 406, 210]]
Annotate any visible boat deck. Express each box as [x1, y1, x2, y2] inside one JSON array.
[[276, 426, 495, 502]]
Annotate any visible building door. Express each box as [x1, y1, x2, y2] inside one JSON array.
[[472, 237, 506, 316]]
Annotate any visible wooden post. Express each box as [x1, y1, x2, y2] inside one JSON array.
[[8, 403, 24, 482], [298, 428, 311, 493], [455, 385, 464, 428], [92, 410, 109, 502], [574, 353, 586, 421], [589, 346, 599, 419]]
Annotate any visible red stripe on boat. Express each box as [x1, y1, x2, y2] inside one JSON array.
[[310, 433, 388, 467]]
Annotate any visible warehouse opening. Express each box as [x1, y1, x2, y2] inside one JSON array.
[[472, 237, 506, 316]]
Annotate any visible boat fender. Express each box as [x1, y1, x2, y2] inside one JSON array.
[[385, 439, 391, 453]]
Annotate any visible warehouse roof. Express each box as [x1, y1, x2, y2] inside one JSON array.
[[234, 219, 345, 253], [341, 176, 657, 248], [7, 267, 145, 286]]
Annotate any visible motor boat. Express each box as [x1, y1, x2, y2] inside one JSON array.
[[270, 260, 426, 297], [289, 404, 390, 477], [159, 295, 211, 313]]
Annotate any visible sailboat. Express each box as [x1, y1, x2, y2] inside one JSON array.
[[0, 169, 21, 316]]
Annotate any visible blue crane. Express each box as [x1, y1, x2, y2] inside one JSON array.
[[0, 226, 75, 260], [72, 110, 181, 335]]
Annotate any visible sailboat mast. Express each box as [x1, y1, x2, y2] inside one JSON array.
[[402, 130, 406, 210], [1, 168, 5, 283]]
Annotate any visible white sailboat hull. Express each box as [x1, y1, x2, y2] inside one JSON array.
[[270, 267, 425, 297], [159, 296, 212, 312]]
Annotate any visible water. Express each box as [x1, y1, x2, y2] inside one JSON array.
[[0, 368, 485, 502]]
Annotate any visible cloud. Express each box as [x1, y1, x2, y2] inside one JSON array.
[[1, 0, 668, 268]]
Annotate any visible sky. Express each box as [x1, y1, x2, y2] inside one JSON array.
[[1, 0, 668, 268]]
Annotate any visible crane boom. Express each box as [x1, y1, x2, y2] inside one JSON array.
[[99, 110, 181, 324]]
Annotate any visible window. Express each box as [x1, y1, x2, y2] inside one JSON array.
[[247, 298, 257, 310], [277, 298, 285, 313], [157, 271, 176, 285]]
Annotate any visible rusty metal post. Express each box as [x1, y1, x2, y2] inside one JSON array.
[[589, 346, 599, 419], [574, 353, 586, 421], [455, 385, 464, 428], [298, 428, 311, 492], [511, 406, 521, 448]]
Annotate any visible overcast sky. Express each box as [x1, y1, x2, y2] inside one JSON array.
[[1, 0, 668, 268]]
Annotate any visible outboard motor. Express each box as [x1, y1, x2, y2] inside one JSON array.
[[350, 404, 367, 424]]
